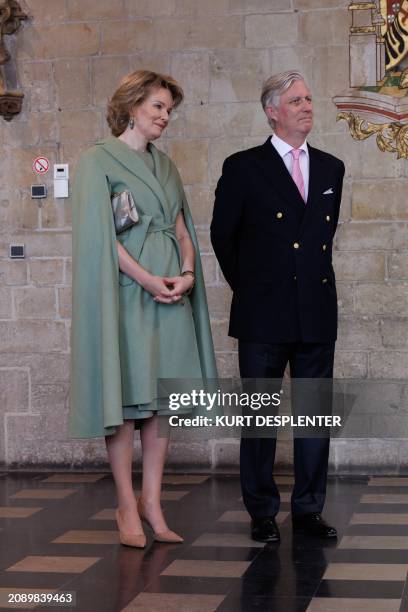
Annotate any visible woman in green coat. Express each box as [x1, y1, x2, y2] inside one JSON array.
[[70, 70, 217, 547]]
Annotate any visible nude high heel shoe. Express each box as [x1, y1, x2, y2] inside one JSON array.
[[115, 508, 146, 548], [137, 498, 184, 543]]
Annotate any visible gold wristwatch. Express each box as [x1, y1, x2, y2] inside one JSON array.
[[181, 270, 195, 296]]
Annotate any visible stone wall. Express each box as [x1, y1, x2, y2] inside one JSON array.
[[0, 0, 406, 471]]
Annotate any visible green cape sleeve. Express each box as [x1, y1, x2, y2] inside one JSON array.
[[181, 190, 218, 381], [69, 150, 123, 438]]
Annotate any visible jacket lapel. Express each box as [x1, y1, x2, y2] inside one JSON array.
[[255, 137, 306, 211], [298, 144, 325, 236], [100, 138, 172, 219]]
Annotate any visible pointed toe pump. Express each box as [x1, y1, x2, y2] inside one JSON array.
[[115, 509, 146, 548], [137, 498, 184, 543]]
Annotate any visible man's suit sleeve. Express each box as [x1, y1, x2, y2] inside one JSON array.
[[333, 160, 345, 233], [210, 156, 245, 289]]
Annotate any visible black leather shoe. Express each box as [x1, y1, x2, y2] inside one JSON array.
[[292, 513, 337, 539], [251, 516, 280, 543]]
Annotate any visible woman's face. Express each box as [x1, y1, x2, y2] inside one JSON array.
[[131, 87, 174, 141]]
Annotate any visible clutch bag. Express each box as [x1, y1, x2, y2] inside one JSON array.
[[111, 189, 139, 234]]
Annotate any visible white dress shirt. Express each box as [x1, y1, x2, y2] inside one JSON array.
[[271, 134, 309, 201]]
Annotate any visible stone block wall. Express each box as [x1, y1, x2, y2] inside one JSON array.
[[0, 0, 406, 471]]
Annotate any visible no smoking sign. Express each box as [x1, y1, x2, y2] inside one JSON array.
[[32, 156, 50, 174]]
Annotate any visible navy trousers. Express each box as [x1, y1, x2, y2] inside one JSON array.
[[238, 341, 335, 519]]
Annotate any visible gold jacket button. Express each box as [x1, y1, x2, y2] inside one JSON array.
[[293, 242, 300, 249], [326, 215, 330, 222], [322, 244, 327, 251], [276, 212, 283, 219], [322, 278, 327, 283]]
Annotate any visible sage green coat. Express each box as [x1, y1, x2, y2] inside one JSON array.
[[69, 137, 217, 438]]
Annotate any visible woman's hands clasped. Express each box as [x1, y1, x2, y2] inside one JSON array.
[[142, 274, 194, 304]]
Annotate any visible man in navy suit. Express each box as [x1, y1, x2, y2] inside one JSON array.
[[210, 71, 345, 542]]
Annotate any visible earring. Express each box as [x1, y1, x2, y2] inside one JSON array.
[[129, 116, 135, 129]]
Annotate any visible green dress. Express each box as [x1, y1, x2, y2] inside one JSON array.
[[69, 137, 217, 438]]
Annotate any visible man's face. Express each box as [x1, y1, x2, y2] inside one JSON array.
[[267, 79, 313, 142]]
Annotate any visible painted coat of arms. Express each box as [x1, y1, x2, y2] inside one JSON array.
[[333, 1, 408, 158]]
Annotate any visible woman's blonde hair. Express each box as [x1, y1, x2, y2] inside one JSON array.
[[107, 70, 184, 136]]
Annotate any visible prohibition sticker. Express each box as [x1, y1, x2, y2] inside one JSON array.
[[33, 156, 50, 174]]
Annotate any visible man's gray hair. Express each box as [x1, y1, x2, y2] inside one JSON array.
[[261, 70, 306, 128]]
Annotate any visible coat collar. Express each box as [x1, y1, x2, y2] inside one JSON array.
[[255, 136, 325, 211], [271, 133, 308, 160], [255, 137, 305, 210], [100, 137, 173, 220]]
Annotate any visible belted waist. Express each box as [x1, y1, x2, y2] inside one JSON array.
[[145, 222, 181, 265], [147, 223, 176, 234]]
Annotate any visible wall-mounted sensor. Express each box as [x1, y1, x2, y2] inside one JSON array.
[[9, 244, 25, 259], [31, 184, 47, 199], [53, 163, 69, 198]]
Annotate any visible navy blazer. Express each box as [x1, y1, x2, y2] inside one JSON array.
[[210, 137, 345, 343]]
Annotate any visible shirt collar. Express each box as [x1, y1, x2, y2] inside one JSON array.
[[271, 133, 308, 158]]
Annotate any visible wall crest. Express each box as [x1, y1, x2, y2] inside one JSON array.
[[333, 1, 408, 158]]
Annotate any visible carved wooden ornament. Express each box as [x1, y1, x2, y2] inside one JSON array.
[[0, 0, 28, 121]]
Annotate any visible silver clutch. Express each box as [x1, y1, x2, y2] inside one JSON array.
[[111, 189, 139, 234]]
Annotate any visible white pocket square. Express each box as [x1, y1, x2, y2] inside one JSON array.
[[323, 188, 334, 195]]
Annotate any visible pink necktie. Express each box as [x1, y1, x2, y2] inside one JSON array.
[[290, 148, 305, 202]]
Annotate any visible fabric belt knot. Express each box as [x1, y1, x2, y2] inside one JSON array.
[[147, 223, 180, 262], [290, 148, 305, 202], [147, 222, 176, 234]]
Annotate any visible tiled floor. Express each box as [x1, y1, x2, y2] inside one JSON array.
[[0, 472, 408, 611]]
